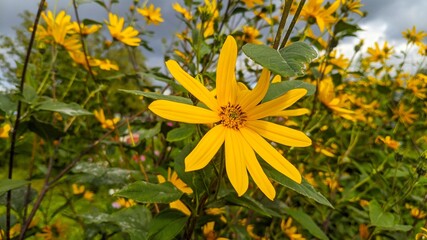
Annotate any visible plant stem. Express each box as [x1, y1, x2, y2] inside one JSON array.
[[280, 0, 306, 49], [273, 0, 293, 50], [7, 1, 45, 239]]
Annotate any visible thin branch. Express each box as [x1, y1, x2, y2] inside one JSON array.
[[280, 0, 306, 49], [273, 0, 293, 50]]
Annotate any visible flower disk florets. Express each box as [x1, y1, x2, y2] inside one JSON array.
[[218, 103, 247, 130]]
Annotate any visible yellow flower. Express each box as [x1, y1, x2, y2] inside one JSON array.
[[36, 222, 67, 240], [0, 223, 21, 239], [0, 123, 11, 138], [206, 208, 227, 223], [367, 42, 394, 62], [149, 36, 311, 200], [157, 168, 193, 216], [241, 26, 263, 44], [341, 0, 364, 16], [300, 0, 340, 32], [203, 221, 228, 240], [318, 78, 356, 120], [137, 4, 164, 25], [172, 3, 192, 20], [68, 51, 100, 70], [72, 184, 85, 195], [113, 197, 136, 208], [281, 218, 306, 240], [93, 109, 120, 130], [71, 22, 102, 35], [98, 59, 119, 71], [416, 227, 427, 240], [241, 0, 263, 8], [392, 104, 418, 125], [197, 0, 219, 37], [375, 136, 400, 150], [106, 13, 141, 46], [402, 26, 427, 45]]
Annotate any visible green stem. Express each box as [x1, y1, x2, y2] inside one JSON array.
[[280, 0, 306, 49], [272, 0, 293, 50], [7, 1, 45, 239]]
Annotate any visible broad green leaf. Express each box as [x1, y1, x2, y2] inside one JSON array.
[[262, 162, 333, 208], [22, 86, 37, 104], [72, 162, 139, 186], [225, 194, 281, 218], [148, 209, 188, 240], [379, 224, 412, 232], [0, 187, 37, 212], [0, 94, 17, 115], [37, 100, 92, 116], [114, 181, 183, 204], [119, 89, 192, 104], [110, 206, 152, 240], [139, 122, 162, 140], [369, 200, 395, 228], [243, 44, 295, 77], [262, 80, 315, 103], [28, 116, 64, 141], [279, 42, 318, 76], [0, 179, 28, 195], [166, 124, 195, 142], [284, 208, 329, 240]]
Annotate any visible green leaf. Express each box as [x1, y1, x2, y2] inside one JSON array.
[[278, 42, 318, 76], [0, 187, 37, 213], [262, 163, 333, 208], [225, 194, 281, 218], [0, 179, 28, 195], [148, 209, 188, 240], [28, 116, 64, 141], [22, 85, 37, 104], [243, 44, 295, 77], [139, 122, 162, 140], [379, 224, 412, 232], [166, 124, 195, 142], [0, 93, 17, 115], [369, 200, 395, 228], [262, 80, 315, 103], [114, 181, 183, 204], [110, 206, 152, 240], [37, 100, 92, 116], [119, 89, 192, 105], [284, 208, 329, 240]]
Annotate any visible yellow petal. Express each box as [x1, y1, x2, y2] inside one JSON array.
[[166, 60, 219, 111], [149, 100, 219, 124], [240, 128, 302, 183], [216, 36, 238, 105], [247, 88, 307, 120], [236, 132, 276, 200], [274, 108, 310, 117], [239, 68, 270, 109], [225, 129, 249, 196], [170, 200, 191, 216], [247, 120, 312, 147], [185, 125, 225, 171]]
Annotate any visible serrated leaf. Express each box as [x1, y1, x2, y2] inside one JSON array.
[[279, 42, 317, 76], [369, 200, 395, 228], [37, 100, 92, 116], [114, 181, 183, 204], [243, 44, 295, 77], [262, 162, 333, 208], [225, 194, 281, 218], [0, 179, 28, 195], [119, 89, 192, 104], [263, 80, 315, 102], [284, 208, 329, 240], [148, 209, 188, 240], [166, 124, 195, 142]]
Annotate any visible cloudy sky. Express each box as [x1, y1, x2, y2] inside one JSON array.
[[1, 0, 426, 74]]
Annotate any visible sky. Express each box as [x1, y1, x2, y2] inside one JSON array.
[[1, 0, 426, 86]]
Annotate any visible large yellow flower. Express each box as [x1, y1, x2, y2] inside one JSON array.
[[149, 36, 311, 200], [106, 13, 141, 47], [300, 0, 340, 32]]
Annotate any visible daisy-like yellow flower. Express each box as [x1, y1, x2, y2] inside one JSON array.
[[241, 26, 263, 44], [375, 135, 400, 150], [367, 42, 394, 62], [300, 0, 340, 32], [113, 197, 136, 208], [241, 0, 263, 8], [157, 168, 193, 216], [281, 218, 306, 240], [98, 59, 119, 71], [172, 3, 192, 20], [202, 221, 228, 240], [71, 22, 102, 35], [137, 4, 164, 25], [93, 109, 120, 130], [402, 26, 427, 45], [341, 0, 364, 16], [149, 36, 311, 200], [416, 227, 427, 240], [0, 123, 11, 138], [106, 13, 141, 47], [318, 78, 356, 120], [392, 104, 418, 125], [72, 184, 85, 195]]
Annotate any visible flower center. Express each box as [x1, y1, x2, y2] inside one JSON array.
[[218, 103, 247, 130]]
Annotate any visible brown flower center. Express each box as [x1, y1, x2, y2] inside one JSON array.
[[218, 103, 247, 130]]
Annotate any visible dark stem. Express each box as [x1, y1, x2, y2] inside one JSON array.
[[7, 1, 45, 239], [273, 0, 293, 50], [280, 0, 306, 49]]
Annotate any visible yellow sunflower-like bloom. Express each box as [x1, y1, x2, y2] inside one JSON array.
[[392, 104, 418, 125], [71, 22, 102, 35], [0, 123, 11, 138], [300, 0, 340, 32], [93, 109, 120, 130], [281, 217, 306, 240], [137, 4, 164, 25], [318, 78, 355, 120], [149, 36, 311, 200], [172, 3, 192, 20], [402, 26, 427, 45], [106, 13, 141, 47], [367, 42, 394, 62], [241, 26, 263, 44]]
